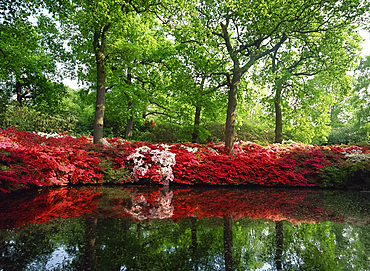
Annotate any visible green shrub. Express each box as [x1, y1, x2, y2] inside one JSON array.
[[318, 165, 349, 188], [99, 158, 130, 184], [1, 106, 77, 134], [135, 122, 192, 143], [236, 121, 274, 144], [348, 160, 370, 188], [318, 159, 370, 189], [327, 126, 370, 145], [133, 120, 274, 144], [203, 122, 225, 143]]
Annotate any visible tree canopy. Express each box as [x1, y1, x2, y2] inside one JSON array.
[[1, 0, 369, 147]]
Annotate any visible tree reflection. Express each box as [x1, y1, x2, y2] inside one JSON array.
[[275, 220, 284, 270], [84, 217, 98, 271], [190, 217, 199, 270], [0, 186, 369, 270], [223, 214, 235, 271]]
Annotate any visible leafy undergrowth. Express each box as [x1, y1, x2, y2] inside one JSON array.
[[1, 128, 369, 193]]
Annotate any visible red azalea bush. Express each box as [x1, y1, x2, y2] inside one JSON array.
[[0, 128, 103, 192], [1, 128, 369, 193]]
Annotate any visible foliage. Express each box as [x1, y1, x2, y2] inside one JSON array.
[[1, 129, 370, 193], [202, 122, 225, 143], [327, 126, 357, 145], [1, 106, 77, 134], [254, 21, 361, 143], [0, 1, 70, 113], [99, 158, 130, 184], [317, 165, 349, 188], [190, 0, 370, 151], [135, 122, 192, 143], [134, 121, 274, 144], [235, 121, 274, 144], [327, 55, 370, 144], [1, 1, 370, 149], [66, 88, 96, 136], [351, 55, 370, 141]]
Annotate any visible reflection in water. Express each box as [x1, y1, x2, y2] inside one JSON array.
[[124, 194, 150, 221], [124, 188, 174, 221], [223, 214, 235, 271], [275, 221, 284, 270], [84, 217, 98, 271], [0, 186, 369, 270]]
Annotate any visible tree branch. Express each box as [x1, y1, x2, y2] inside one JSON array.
[[149, 99, 175, 112], [143, 111, 173, 118], [241, 33, 287, 74]]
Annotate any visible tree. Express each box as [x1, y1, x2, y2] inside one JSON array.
[[195, 0, 369, 152], [165, 25, 229, 142], [0, 1, 70, 115], [327, 54, 370, 144], [63, 0, 190, 144], [104, 12, 175, 139], [60, 0, 134, 143], [257, 25, 361, 143], [352, 55, 370, 141]]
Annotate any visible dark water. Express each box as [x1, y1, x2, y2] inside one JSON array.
[[0, 186, 369, 271]]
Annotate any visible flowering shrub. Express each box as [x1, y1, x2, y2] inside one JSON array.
[[1, 127, 369, 193], [343, 149, 370, 162], [127, 146, 176, 184], [0, 128, 102, 192], [127, 146, 153, 178]]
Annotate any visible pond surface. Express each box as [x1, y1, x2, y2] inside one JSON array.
[[0, 185, 369, 271]]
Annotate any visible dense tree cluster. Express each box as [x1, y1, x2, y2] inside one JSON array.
[[1, 0, 369, 149]]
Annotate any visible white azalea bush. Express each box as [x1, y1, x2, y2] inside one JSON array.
[[343, 149, 370, 162], [127, 146, 176, 185]]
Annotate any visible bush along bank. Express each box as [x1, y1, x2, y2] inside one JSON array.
[[1, 128, 369, 193]]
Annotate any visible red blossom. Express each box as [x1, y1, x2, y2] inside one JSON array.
[[1, 128, 367, 192]]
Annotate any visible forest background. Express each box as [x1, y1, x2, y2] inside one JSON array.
[[1, 0, 370, 150]]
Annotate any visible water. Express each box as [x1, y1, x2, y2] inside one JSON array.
[[0, 186, 369, 270]]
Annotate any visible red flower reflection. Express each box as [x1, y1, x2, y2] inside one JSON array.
[[0, 186, 362, 230]]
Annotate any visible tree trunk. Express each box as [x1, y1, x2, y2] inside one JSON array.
[[15, 80, 31, 107], [225, 70, 241, 154], [274, 78, 283, 144], [93, 54, 106, 144], [125, 69, 133, 139], [16, 81, 23, 106], [192, 105, 201, 143], [125, 103, 134, 139], [93, 25, 110, 145], [223, 214, 235, 271]]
